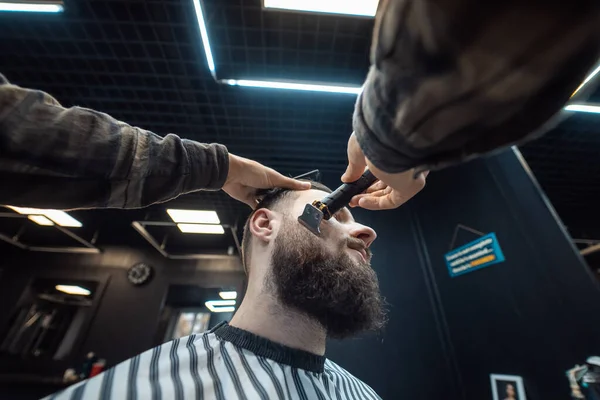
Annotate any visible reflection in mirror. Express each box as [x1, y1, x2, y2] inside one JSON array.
[[156, 285, 237, 344], [0, 278, 99, 360], [170, 310, 211, 340]]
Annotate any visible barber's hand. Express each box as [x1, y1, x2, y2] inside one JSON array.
[[223, 154, 310, 208], [341, 132, 428, 210]]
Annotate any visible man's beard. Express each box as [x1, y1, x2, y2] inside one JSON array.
[[267, 218, 386, 339]]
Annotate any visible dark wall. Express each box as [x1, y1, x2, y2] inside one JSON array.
[[0, 246, 245, 371], [413, 149, 600, 400]]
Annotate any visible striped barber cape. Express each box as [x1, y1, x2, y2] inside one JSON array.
[[45, 322, 381, 400]]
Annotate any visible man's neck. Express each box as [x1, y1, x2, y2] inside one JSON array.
[[229, 287, 327, 356]]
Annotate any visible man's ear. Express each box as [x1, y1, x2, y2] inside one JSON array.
[[249, 208, 277, 243]]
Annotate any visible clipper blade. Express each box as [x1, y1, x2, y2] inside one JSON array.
[[297, 203, 323, 236]]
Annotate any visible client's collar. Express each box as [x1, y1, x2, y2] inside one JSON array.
[[211, 322, 326, 373]]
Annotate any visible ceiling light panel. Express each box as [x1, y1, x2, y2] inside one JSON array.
[[6, 206, 82, 228], [177, 224, 225, 234], [263, 0, 378, 17], [205, 300, 236, 313], [167, 209, 220, 224], [43, 210, 83, 228], [7, 206, 45, 214], [28, 215, 55, 226], [55, 285, 91, 296], [219, 291, 238, 300], [207, 306, 236, 313]]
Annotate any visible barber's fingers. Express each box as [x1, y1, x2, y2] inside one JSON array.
[[351, 177, 426, 210], [266, 168, 311, 190], [365, 180, 387, 194], [349, 187, 389, 208], [349, 182, 385, 206], [341, 132, 367, 183], [356, 193, 399, 210]]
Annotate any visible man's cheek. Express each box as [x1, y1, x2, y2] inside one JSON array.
[[319, 220, 343, 238]]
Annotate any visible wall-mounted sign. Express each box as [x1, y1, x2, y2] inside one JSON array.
[[445, 233, 505, 277]]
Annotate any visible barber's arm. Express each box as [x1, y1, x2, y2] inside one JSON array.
[[344, 0, 600, 210], [0, 74, 308, 210]]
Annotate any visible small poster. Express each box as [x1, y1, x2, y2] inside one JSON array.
[[490, 374, 526, 400], [444, 232, 505, 277]]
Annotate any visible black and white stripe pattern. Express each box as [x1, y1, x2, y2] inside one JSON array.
[[44, 324, 381, 400]]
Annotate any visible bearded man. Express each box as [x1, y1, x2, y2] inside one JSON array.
[[46, 182, 385, 400]]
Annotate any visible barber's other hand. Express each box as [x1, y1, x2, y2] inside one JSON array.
[[223, 154, 310, 208], [347, 168, 428, 210], [341, 132, 427, 210]]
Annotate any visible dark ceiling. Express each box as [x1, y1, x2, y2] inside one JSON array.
[[1, 0, 599, 255]]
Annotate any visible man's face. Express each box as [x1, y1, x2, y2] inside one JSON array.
[[267, 189, 385, 339]]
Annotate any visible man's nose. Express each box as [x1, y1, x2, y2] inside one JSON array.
[[348, 223, 377, 247]]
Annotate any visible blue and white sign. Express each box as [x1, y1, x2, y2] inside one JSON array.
[[444, 233, 505, 277]]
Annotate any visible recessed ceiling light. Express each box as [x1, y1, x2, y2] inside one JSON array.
[[7, 206, 82, 228], [55, 285, 91, 296], [177, 223, 225, 234], [167, 209, 220, 224], [223, 79, 362, 94], [564, 104, 600, 114], [219, 291, 237, 300], [43, 210, 83, 228], [263, 0, 378, 17], [7, 206, 45, 214], [0, 1, 63, 12], [205, 300, 236, 313], [28, 215, 55, 226]]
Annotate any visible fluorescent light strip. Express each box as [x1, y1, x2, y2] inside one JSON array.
[[223, 79, 362, 94], [205, 300, 236, 312], [564, 104, 600, 114], [177, 223, 225, 234], [572, 64, 600, 97], [28, 215, 54, 226], [263, 0, 378, 17], [192, 0, 215, 75], [219, 291, 237, 300], [167, 209, 220, 224], [55, 285, 91, 296], [190, 0, 363, 94], [0, 2, 63, 12], [7, 206, 82, 228]]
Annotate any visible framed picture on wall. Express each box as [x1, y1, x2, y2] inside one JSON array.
[[491, 374, 526, 400]]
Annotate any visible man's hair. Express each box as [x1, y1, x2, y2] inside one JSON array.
[[241, 181, 332, 273]]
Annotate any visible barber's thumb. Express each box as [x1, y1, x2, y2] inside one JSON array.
[[342, 162, 365, 183]]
